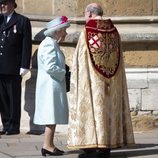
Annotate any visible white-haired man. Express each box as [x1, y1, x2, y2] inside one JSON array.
[[68, 3, 135, 158]]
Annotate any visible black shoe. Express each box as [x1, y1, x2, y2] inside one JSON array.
[[78, 153, 88, 158], [78, 152, 100, 158], [5, 130, 20, 135], [0, 130, 6, 135], [41, 147, 64, 156], [97, 148, 111, 158]]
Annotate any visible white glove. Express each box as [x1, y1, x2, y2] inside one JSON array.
[[20, 68, 29, 76]]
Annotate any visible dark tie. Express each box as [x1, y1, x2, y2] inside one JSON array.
[[4, 16, 7, 24]]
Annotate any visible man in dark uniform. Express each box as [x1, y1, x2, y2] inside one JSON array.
[[0, 0, 32, 135]]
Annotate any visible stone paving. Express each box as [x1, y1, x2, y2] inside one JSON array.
[[0, 128, 158, 158]]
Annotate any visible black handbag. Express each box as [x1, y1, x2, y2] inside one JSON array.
[[65, 64, 71, 92]]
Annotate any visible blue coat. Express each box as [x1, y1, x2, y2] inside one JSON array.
[[34, 37, 68, 125]]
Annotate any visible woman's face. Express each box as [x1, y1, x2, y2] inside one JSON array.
[[84, 8, 91, 23], [56, 28, 67, 42]]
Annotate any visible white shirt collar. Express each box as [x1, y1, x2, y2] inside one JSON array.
[[94, 16, 102, 20], [6, 11, 14, 23]]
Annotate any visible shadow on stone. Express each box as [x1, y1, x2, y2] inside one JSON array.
[[123, 143, 158, 149], [24, 49, 45, 134], [112, 148, 158, 157], [34, 28, 46, 42], [26, 130, 44, 135]]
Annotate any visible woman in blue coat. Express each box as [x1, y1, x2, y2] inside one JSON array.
[[34, 16, 70, 156]]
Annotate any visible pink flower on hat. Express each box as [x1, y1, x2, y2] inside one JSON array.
[[61, 16, 68, 24], [44, 16, 70, 36]]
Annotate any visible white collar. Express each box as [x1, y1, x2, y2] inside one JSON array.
[[5, 11, 14, 23], [94, 16, 102, 20]]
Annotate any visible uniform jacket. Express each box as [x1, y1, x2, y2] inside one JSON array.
[[34, 37, 68, 125], [0, 11, 32, 75]]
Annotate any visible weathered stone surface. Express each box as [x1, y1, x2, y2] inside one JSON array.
[[142, 89, 158, 110], [153, 0, 158, 15], [61, 46, 75, 68], [105, 0, 153, 16], [76, 0, 153, 16], [126, 69, 148, 89], [53, 0, 77, 16], [148, 70, 158, 88], [128, 89, 141, 110], [23, 0, 53, 15], [153, 111, 158, 116], [132, 115, 158, 131], [124, 51, 158, 68], [138, 111, 152, 115], [15, 0, 23, 13], [131, 111, 138, 116]]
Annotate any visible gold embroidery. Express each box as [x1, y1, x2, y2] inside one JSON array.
[[87, 20, 120, 78]]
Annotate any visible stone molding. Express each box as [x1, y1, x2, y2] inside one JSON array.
[[32, 25, 158, 44], [29, 16, 158, 43], [28, 15, 158, 23], [126, 68, 158, 111]]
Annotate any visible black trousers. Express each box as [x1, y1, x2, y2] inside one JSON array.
[[0, 74, 22, 131]]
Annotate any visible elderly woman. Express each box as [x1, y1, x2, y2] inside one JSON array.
[[34, 16, 70, 156]]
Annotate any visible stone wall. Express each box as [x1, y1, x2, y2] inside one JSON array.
[[15, 0, 158, 17]]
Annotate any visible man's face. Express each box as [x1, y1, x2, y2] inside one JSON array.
[[84, 8, 91, 23], [0, 1, 15, 15]]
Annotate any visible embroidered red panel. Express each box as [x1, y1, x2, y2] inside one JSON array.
[[85, 19, 120, 78]]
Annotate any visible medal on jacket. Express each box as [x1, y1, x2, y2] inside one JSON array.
[[13, 25, 17, 33]]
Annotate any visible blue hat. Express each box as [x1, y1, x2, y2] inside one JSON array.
[[44, 16, 70, 36]]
